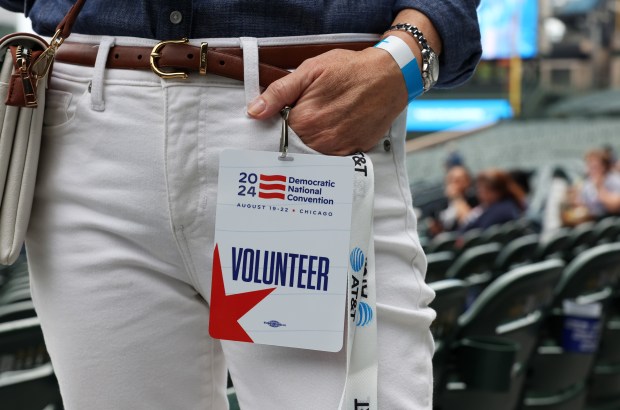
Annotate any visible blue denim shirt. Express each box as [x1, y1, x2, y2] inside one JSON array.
[[0, 0, 481, 88]]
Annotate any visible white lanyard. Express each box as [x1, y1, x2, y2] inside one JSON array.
[[338, 152, 378, 410]]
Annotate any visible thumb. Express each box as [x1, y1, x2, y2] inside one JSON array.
[[247, 69, 313, 119]]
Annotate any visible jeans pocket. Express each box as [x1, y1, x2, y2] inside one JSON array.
[[43, 78, 89, 132]]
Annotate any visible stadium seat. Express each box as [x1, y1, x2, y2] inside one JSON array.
[[523, 383, 586, 410], [494, 234, 540, 273], [586, 244, 620, 406], [428, 232, 459, 253], [536, 228, 571, 261], [565, 221, 597, 260], [0, 263, 28, 288], [523, 243, 620, 410], [3, 274, 30, 288], [446, 243, 502, 305], [419, 236, 430, 253], [593, 217, 620, 245], [502, 219, 530, 242], [447, 243, 502, 281], [480, 225, 507, 245], [0, 288, 32, 305], [0, 280, 29, 297], [228, 388, 240, 410], [0, 317, 62, 409], [430, 279, 468, 399], [438, 259, 564, 410], [426, 251, 455, 283], [457, 229, 486, 254], [0, 300, 36, 323]]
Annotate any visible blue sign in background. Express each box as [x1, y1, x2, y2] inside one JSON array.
[[478, 0, 539, 60], [406, 99, 514, 133]]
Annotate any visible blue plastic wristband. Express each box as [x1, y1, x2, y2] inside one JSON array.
[[374, 36, 424, 102]]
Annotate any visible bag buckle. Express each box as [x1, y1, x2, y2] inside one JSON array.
[[150, 38, 190, 79]]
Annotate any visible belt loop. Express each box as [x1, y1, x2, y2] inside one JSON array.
[[90, 36, 115, 112], [240, 37, 260, 108]]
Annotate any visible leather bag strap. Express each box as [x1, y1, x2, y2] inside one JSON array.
[[57, 0, 87, 40]]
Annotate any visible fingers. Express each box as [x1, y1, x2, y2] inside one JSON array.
[[247, 64, 316, 119]]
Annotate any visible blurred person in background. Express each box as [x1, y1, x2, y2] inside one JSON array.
[[563, 149, 620, 224], [444, 148, 465, 170], [461, 169, 526, 232], [509, 169, 532, 200], [429, 166, 478, 235], [603, 144, 620, 173]]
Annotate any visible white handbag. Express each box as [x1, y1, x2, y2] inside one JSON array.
[[0, 33, 49, 265], [0, 1, 86, 265]]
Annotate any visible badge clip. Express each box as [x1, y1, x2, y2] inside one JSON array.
[[279, 106, 293, 161]]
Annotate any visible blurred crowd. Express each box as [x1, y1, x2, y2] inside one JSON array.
[[425, 146, 620, 238]]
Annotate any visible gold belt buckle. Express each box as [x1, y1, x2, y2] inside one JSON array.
[[150, 38, 190, 79]]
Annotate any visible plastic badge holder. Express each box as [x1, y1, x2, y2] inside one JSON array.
[[456, 336, 518, 392]]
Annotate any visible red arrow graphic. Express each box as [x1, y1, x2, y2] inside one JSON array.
[[209, 245, 276, 343]]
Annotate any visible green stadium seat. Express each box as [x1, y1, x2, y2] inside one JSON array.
[[523, 383, 586, 410], [438, 259, 564, 410], [494, 234, 540, 273], [586, 244, 620, 406], [447, 243, 502, 281], [426, 251, 455, 283], [593, 217, 620, 245], [536, 228, 571, 261], [4, 275, 30, 287], [0, 263, 28, 289], [0, 300, 36, 323], [0, 288, 32, 305], [523, 243, 620, 410], [480, 225, 507, 245], [565, 222, 597, 260], [458, 229, 486, 254], [446, 243, 502, 305], [430, 279, 468, 400], [228, 388, 240, 410], [0, 317, 62, 409], [499, 220, 525, 244], [428, 231, 459, 253], [419, 236, 430, 253], [1, 278, 31, 296]]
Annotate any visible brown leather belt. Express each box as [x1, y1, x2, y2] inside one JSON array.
[[54, 39, 375, 87]]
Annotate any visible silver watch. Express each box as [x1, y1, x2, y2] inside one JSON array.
[[386, 23, 439, 92]]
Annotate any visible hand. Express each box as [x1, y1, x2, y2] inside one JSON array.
[[247, 47, 409, 155]]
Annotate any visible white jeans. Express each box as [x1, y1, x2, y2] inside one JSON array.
[[26, 34, 435, 410]]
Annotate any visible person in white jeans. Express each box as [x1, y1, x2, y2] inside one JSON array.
[[19, 1, 481, 406], [25, 33, 431, 409]]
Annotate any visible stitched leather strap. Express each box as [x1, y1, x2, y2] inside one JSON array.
[[57, 0, 87, 40], [55, 41, 375, 88]]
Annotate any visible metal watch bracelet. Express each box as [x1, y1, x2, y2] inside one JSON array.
[[385, 23, 439, 92]]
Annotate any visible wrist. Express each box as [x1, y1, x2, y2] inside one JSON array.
[[384, 23, 439, 93], [386, 9, 442, 92], [380, 30, 423, 72], [361, 47, 409, 108], [374, 35, 424, 101]]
